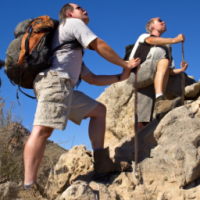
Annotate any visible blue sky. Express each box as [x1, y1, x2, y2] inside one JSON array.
[[0, 0, 200, 150]]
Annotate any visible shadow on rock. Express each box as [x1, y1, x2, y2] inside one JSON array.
[[114, 119, 159, 164]]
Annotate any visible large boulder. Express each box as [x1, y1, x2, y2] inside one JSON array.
[[44, 73, 200, 200], [1, 72, 200, 199], [49, 100, 200, 200], [59, 181, 96, 200], [97, 74, 199, 154], [46, 145, 94, 200], [185, 82, 200, 98]]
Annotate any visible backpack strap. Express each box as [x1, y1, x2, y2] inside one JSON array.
[[17, 40, 82, 100], [51, 40, 82, 54], [17, 85, 36, 99], [17, 70, 36, 100]]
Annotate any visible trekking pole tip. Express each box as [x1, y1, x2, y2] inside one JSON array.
[[135, 165, 139, 179], [135, 172, 139, 179]]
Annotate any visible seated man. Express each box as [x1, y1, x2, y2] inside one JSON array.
[[127, 17, 188, 131]]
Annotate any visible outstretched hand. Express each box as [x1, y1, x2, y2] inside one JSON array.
[[127, 58, 141, 69], [120, 58, 141, 81], [180, 61, 188, 72]]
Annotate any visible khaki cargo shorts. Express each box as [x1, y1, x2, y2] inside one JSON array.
[[129, 45, 171, 89], [33, 71, 99, 130]]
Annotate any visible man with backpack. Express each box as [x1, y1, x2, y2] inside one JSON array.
[[23, 3, 141, 189], [127, 17, 188, 131]]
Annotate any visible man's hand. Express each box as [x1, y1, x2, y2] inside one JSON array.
[[127, 58, 141, 69], [173, 34, 185, 44], [180, 61, 188, 72], [120, 58, 140, 81]]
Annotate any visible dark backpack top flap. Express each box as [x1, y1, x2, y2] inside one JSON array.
[[124, 44, 135, 61], [14, 19, 34, 39]]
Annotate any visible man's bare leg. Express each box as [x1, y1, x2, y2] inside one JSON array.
[[153, 58, 182, 118], [84, 103, 106, 149], [154, 58, 169, 95], [24, 125, 54, 186], [84, 103, 130, 173]]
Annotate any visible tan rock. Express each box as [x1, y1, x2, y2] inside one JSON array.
[[46, 145, 94, 200], [185, 82, 200, 97], [151, 100, 200, 188], [89, 182, 118, 200], [0, 182, 20, 200], [59, 181, 96, 200], [97, 80, 135, 149]]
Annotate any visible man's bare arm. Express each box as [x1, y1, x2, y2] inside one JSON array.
[[82, 61, 140, 86], [82, 72, 121, 86], [145, 34, 185, 45], [169, 61, 188, 76], [89, 38, 140, 70]]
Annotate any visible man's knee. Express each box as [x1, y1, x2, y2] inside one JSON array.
[[95, 103, 106, 118], [84, 103, 106, 119], [32, 125, 54, 139], [157, 58, 170, 71]]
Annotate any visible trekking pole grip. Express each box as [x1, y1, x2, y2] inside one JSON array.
[[181, 42, 185, 105]]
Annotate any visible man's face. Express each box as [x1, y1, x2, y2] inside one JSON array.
[[151, 17, 167, 34], [67, 3, 89, 24]]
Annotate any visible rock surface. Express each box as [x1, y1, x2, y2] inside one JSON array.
[[46, 145, 94, 200], [0, 122, 66, 200], [185, 82, 200, 97], [1, 73, 200, 200], [45, 74, 200, 200], [48, 98, 200, 200], [59, 181, 96, 200]]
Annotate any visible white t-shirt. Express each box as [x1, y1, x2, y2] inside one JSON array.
[[50, 18, 98, 86], [128, 34, 150, 61], [129, 33, 175, 68]]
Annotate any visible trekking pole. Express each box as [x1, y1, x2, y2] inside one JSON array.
[[181, 42, 185, 105], [133, 65, 140, 179]]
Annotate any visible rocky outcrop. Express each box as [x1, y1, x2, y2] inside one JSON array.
[[59, 181, 96, 200], [46, 145, 94, 200], [1, 73, 200, 200], [44, 74, 200, 200], [0, 122, 66, 200], [46, 100, 200, 200], [185, 82, 200, 98]]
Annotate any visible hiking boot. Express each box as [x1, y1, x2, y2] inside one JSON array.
[[154, 95, 183, 120], [94, 147, 130, 174]]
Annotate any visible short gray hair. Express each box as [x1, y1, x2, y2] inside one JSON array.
[[59, 3, 74, 24], [145, 18, 154, 33]]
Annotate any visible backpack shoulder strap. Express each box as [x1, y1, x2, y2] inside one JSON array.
[[51, 40, 82, 54]]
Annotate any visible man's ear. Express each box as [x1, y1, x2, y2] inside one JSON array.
[[66, 11, 72, 18]]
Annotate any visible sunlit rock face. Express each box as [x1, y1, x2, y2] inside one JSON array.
[[1, 71, 200, 200]]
